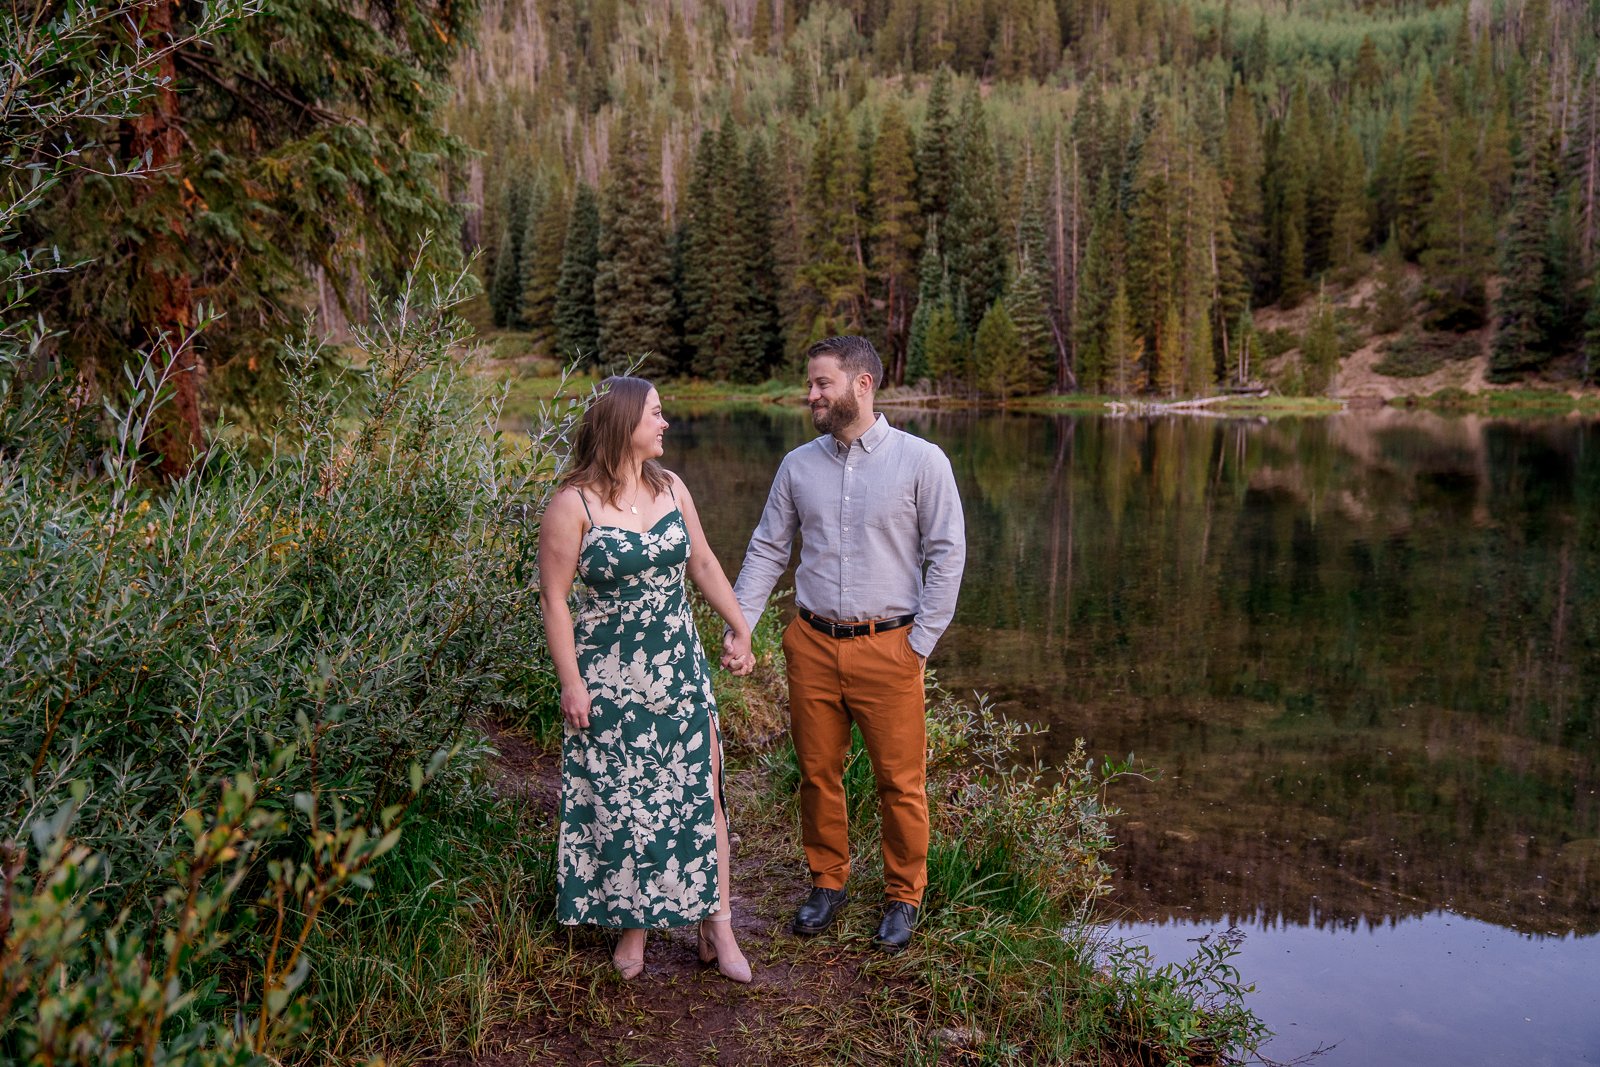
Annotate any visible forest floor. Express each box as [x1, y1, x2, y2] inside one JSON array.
[[426, 719, 937, 1067]]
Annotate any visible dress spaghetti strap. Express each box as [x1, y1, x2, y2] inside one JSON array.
[[575, 488, 595, 523]]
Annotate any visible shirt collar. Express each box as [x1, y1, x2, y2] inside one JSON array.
[[834, 412, 890, 456]]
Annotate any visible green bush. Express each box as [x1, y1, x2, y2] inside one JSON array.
[[0, 269, 583, 1061]]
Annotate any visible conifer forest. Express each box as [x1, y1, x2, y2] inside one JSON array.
[[457, 0, 1600, 398]]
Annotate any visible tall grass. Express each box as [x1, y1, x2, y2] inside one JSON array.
[[0, 264, 585, 1062]]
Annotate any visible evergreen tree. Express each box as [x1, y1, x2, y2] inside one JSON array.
[[1272, 86, 1312, 307], [520, 180, 569, 349], [1370, 111, 1406, 245], [595, 112, 675, 377], [1107, 279, 1144, 395], [554, 183, 602, 364], [869, 96, 923, 382], [974, 299, 1029, 401], [1328, 122, 1370, 277], [1184, 287, 1217, 396], [905, 220, 945, 385], [1493, 73, 1561, 378], [1302, 291, 1340, 394], [945, 85, 1006, 333], [1419, 119, 1493, 330], [1007, 251, 1055, 394], [491, 175, 534, 329], [1583, 272, 1600, 383], [1128, 105, 1177, 360], [923, 298, 967, 388], [28, 0, 478, 472], [1371, 232, 1413, 335], [1398, 79, 1446, 258], [793, 104, 867, 350], [681, 120, 752, 379], [1222, 81, 1266, 296], [1074, 171, 1122, 394], [1154, 301, 1183, 397], [738, 134, 784, 381], [917, 67, 956, 227]]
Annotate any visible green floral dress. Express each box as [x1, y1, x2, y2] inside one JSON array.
[[556, 497, 724, 928]]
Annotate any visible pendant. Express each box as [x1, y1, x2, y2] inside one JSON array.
[[630, 505, 638, 515]]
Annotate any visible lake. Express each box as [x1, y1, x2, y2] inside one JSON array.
[[538, 400, 1600, 1065]]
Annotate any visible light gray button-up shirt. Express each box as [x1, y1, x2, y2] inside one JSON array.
[[733, 413, 966, 658]]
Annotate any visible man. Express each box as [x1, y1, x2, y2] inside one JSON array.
[[724, 335, 965, 952]]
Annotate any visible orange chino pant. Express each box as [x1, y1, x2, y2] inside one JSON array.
[[782, 615, 928, 906]]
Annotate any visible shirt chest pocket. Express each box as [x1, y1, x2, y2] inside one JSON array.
[[865, 490, 918, 533]]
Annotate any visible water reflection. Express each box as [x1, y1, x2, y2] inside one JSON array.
[[1117, 913, 1600, 1066]]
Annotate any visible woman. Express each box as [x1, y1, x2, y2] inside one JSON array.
[[539, 376, 756, 982]]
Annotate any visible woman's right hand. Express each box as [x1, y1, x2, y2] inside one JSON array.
[[561, 683, 593, 730]]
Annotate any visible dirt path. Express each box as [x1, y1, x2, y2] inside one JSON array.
[[435, 722, 926, 1067]]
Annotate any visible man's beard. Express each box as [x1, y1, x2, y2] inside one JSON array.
[[811, 390, 859, 434]]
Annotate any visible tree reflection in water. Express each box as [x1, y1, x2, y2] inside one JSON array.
[[629, 405, 1600, 938]]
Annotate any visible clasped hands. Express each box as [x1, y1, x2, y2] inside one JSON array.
[[720, 628, 755, 677]]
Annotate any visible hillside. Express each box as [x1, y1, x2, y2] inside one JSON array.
[[444, 0, 1600, 400]]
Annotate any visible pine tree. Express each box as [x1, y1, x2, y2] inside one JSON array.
[[1371, 233, 1413, 335], [1184, 288, 1217, 395], [1398, 79, 1446, 258], [595, 112, 675, 377], [1370, 111, 1406, 245], [1493, 71, 1561, 379], [1008, 251, 1055, 394], [1074, 170, 1123, 394], [680, 120, 752, 379], [905, 220, 945, 385], [29, 0, 479, 472], [1222, 81, 1266, 296], [1583, 271, 1600, 383], [491, 174, 533, 328], [1419, 119, 1492, 330], [1272, 85, 1312, 306], [1107, 279, 1143, 395], [554, 183, 602, 364], [1302, 290, 1340, 394], [793, 104, 867, 351], [974, 299, 1029, 401], [738, 134, 784, 381], [923, 298, 967, 388], [945, 85, 1006, 333], [520, 180, 569, 350], [1328, 122, 1369, 277], [1154, 301, 1183, 397], [1128, 104, 1177, 357], [869, 96, 923, 383], [917, 67, 956, 227]]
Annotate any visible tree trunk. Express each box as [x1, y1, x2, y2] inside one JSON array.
[[129, 0, 201, 478]]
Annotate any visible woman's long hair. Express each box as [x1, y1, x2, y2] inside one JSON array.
[[560, 376, 672, 509]]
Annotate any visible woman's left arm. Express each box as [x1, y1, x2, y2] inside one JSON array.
[[673, 472, 754, 675]]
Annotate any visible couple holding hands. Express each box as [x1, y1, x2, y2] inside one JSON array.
[[538, 336, 966, 982]]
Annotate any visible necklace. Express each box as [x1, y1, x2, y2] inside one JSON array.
[[626, 481, 642, 515]]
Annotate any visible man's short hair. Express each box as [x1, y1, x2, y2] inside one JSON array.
[[806, 335, 883, 390]]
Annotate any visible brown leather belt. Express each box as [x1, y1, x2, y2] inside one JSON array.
[[798, 606, 916, 639]]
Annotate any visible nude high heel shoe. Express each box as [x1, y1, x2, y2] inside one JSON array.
[[612, 932, 645, 980], [697, 914, 752, 984]]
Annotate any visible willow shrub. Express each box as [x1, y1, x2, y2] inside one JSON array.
[[0, 268, 577, 1063]]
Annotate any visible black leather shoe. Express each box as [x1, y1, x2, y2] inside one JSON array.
[[791, 887, 848, 936], [873, 901, 918, 952]]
